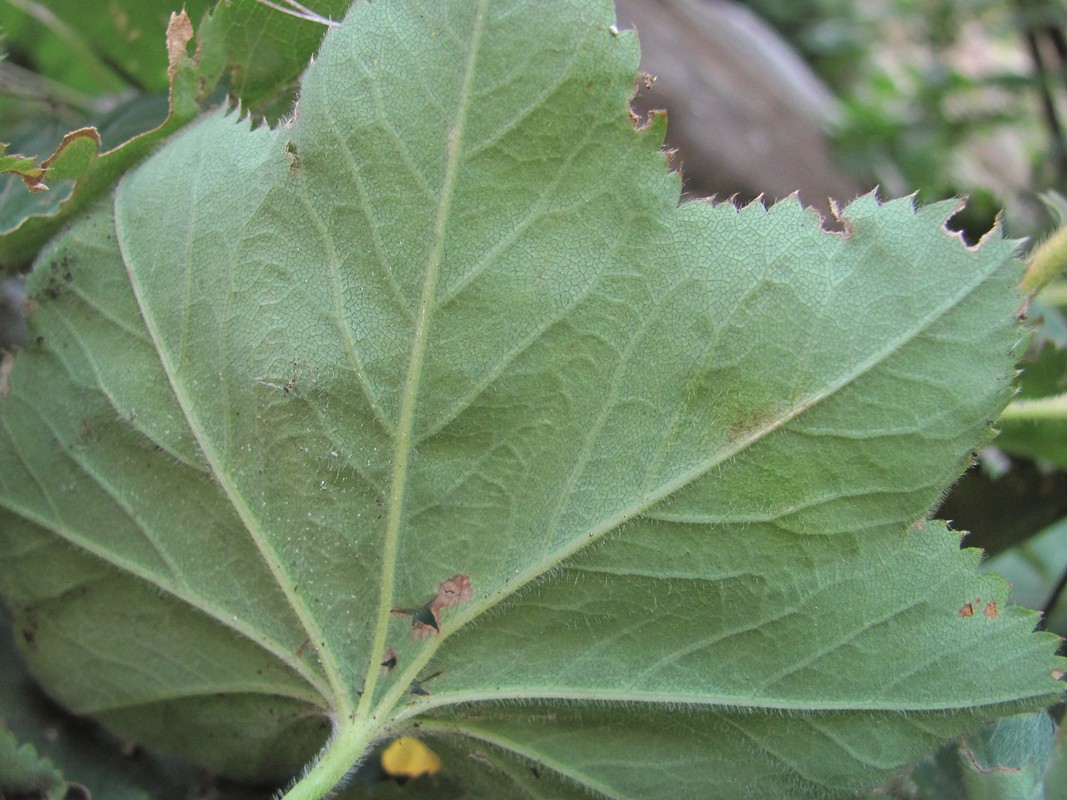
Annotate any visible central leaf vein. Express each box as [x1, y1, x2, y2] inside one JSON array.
[[359, 0, 488, 716], [115, 189, 345, 710]]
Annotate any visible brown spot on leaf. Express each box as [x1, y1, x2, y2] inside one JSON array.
[[983, 601, 998, 619], [411, 618, 438, 639], [958, 601, 976, 618], [394, 574, 473, 639], [74, 417, 95, 447], [434, 574, 472, 610]]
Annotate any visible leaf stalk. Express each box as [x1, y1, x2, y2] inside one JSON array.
[[1000, 392, 1067, 421], [1023, 223, 1067, 293], [278, 718, 375, 800]]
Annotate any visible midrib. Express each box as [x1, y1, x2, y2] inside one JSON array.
[[116, 224, 346, 708], [357, 0, 488, 717]]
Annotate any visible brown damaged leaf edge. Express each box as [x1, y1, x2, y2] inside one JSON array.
[[2, 129, 101, 193], [0, 10, 213, 270], [0, 154, 45, 192], [166, 10, 195, 84], [5, 11, 191, 195]]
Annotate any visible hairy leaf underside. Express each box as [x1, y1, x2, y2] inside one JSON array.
[[0, 1, 1062, 798]]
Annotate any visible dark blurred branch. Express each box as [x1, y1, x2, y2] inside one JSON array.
[[1038, 561, 1067, 632], [1017, 0, 1067, 183]]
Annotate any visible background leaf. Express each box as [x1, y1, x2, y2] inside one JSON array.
[[996, 293, 1067, 470], [0, 9, 210, 270], [0, 614, 240, 800], [983, 515, 1067, 638], [958, 712, 1055, 800], [0, 726, 69, 800], [194, 0, 350, 113], [0, 0, 348, 271], [0, 0, 212, 93], [0, 1, 1063, 798]]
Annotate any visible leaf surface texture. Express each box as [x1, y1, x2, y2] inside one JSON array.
[[0, 1, 1061, 797]]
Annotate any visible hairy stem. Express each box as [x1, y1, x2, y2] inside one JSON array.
[[1023, 224, 1067, 293], [1000, 393, 1067, 421], [279, 718, 377, 800]]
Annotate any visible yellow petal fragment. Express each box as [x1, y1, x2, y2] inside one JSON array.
[[380, 737, 442, 778]]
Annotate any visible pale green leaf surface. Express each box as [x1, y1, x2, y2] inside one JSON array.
[[1041, 722, 1067, 800], [959, 712, 1055, 800], [0, 1, 1062, 798]]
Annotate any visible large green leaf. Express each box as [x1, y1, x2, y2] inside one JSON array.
[[0, 1, 1062, 798]]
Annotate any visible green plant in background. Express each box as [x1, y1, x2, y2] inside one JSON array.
[[1, 2, 1066, 799], [743, 0, 1067, 241]]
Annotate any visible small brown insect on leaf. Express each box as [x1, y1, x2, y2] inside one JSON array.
[[285, 141, 301, 175], [381, 647, 397, 671], [409, 670, 443, 696]]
